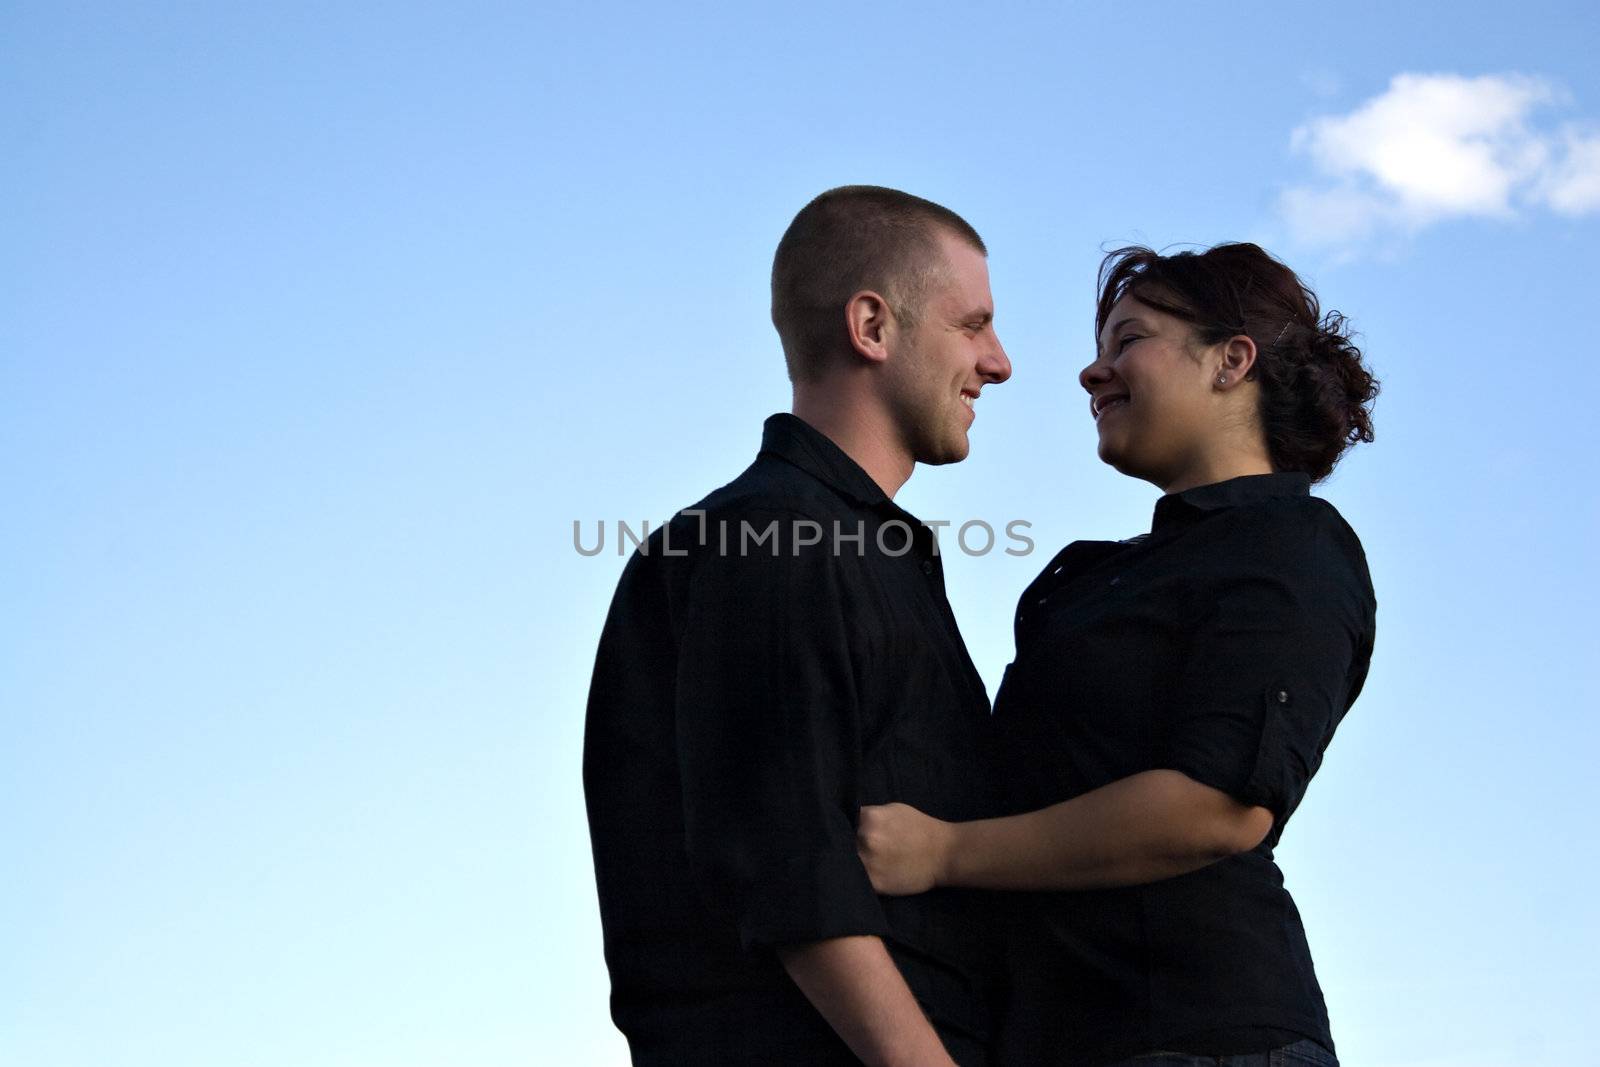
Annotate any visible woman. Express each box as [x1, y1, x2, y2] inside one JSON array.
[[857, 243, 1379, 1067]]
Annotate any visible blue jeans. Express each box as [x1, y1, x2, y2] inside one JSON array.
[[1103, 1038, 1338, 1067]]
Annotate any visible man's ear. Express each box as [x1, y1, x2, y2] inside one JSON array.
[[844, 290, 895, 364], [1217, 334, 1258, 387]]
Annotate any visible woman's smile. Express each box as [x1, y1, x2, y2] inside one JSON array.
[[1091, 391, 1130, 421]]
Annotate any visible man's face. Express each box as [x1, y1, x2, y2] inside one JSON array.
[[882, 230, 1012, 465]]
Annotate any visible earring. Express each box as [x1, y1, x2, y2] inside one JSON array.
[[1216, 374, 1227, 385]]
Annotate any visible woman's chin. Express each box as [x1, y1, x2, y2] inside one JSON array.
[[1096, 439, 1130, 471], [1097, 445, 1156, 485]]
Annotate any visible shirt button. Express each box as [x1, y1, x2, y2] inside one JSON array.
[[921, 560, 934, 575], [1276, 690, 1290, 704]]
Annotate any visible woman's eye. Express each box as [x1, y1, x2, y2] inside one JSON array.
[[1117, 334, 1140, 352]]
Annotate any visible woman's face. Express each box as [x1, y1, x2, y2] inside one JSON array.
[[1080, 292, 1221, 490]]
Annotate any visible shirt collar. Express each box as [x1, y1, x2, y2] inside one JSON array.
[[1151, 471, 1311, 533], [758, 412, 891, 509]]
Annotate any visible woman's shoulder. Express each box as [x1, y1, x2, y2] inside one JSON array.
[[1263, 495, 1377, 629], [1210, 486, 1360, 537], [1289, 493, 1368, 563], [1207, 492, 1372, 589]]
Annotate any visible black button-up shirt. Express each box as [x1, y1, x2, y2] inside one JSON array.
[[991, 473, 1376, 1066], [584, 413, 1000, 1066]]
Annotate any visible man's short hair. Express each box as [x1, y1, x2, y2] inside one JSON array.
[[771, 185, 987, 383]]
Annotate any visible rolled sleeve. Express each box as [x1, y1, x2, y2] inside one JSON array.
[[1158, 506, 1374, 825], [674, 509, 890, 950]]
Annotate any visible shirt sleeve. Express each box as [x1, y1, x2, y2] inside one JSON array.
[[673, 508, 891, 951], [1157, 502, 1375, 829]]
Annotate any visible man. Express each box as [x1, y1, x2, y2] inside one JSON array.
[[583, 185, 1012, 1066]]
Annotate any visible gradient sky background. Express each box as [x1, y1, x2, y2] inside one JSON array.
[[6, 3, 1599, 1065]]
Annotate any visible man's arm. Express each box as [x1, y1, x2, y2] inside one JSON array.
[[778, 937, 957, 1067], [674, 509, 944, 1057]]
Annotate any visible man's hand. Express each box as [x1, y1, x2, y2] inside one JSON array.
[[856, 802, 955, 896]]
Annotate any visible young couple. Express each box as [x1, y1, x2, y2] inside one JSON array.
[[583, 185, 1378, 1067]]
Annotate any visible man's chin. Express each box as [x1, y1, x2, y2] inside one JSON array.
[[917, 439, 971, 466]]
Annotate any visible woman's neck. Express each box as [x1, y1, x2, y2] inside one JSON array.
[[1159, 445, 1275, 495]]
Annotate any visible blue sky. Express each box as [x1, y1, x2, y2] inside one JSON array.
[[5, 2, 1598, 1065]]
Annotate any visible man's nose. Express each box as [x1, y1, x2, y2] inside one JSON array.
[[981, 334, 1012, 384]]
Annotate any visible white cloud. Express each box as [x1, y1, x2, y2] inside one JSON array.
[[1278, 186, 1393, 246], [1280, 72, 1600, 247], [1539, 129, 1600, 214]]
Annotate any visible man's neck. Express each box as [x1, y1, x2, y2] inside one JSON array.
[[791, 387, 914, 499]]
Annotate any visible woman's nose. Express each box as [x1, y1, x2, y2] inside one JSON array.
[[1079, 358, 1112, 393]]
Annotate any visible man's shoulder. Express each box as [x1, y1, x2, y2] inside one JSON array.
[[612, 454, 851, 577], [677, 453, 851, 526]]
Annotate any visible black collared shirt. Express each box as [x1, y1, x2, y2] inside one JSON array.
[[991, 473, 1376, 1067], [584, 413, 1000, 1066]]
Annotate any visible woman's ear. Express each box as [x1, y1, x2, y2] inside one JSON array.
[[1215, 335, 1258, 389]]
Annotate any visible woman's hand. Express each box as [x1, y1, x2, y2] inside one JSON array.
[[855, 803, 955, 896]]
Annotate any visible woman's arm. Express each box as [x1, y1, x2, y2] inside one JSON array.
[[856, 769, 1273, 894]]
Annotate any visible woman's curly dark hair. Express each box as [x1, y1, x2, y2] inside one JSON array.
[[1095, 243, 1379, 483]]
